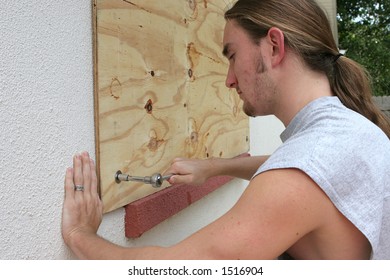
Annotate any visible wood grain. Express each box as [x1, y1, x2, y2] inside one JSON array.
[[93, 0, 249, 213]]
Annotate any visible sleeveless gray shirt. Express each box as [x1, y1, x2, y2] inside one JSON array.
[[254, 96, 390, 259]]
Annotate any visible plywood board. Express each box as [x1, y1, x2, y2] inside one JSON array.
[[93, 0, 249, 213]]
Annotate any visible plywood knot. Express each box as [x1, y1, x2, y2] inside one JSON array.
[[144, 99, 153, 114], [147, 137, 158, 151], [147, 131, 164, 152], [186, 42, 200, 69], [190, 131, 198, 143]]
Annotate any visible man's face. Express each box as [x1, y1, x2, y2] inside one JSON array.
[[222, 20, 277, 117]]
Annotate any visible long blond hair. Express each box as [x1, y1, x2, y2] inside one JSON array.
[[225, 0, 390, 138]]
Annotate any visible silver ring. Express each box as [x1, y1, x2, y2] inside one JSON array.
[[74, 185, 84, 191]]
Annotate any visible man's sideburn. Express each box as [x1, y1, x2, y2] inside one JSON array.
[[243, 54, 276, 117]]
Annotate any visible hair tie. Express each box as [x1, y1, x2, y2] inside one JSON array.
[[334, 53, 343, 62]]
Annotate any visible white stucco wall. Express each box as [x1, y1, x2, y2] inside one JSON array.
[[0, 0, 284, 259]]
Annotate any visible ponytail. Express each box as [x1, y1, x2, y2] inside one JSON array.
[[332, 56, 390, 138]]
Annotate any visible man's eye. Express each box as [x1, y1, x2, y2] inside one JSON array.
[[229, 54, 235, 60]]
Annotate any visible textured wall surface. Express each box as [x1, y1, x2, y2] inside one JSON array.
[[0, 0, 285, 259], [0, 0, 96, 259]]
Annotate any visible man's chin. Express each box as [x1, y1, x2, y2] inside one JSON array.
[[243, 105, 256, 118]]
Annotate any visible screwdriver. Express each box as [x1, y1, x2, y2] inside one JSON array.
[[114, 170, 173, 188]]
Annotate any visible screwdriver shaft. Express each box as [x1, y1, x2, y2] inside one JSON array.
[[162, 174, 173, 181]]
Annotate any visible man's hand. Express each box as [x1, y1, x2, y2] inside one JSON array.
[[62, 152, 103, 248], [165, 157, 218, 186], [164, 156, 267, 185]]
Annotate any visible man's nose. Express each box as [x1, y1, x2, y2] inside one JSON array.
[[225, 67, 237, 88]]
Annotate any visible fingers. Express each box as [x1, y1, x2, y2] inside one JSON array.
[[62, 152, 103, 245], [165, 158, 191, 185], [70, 152, 98, 196], [168, 174, 192, 185], [81, 152, 92, 195], [73, 153, 84, 187], [166, 157, 190, 173], [64, 167, 75, 200], [172, 157, 186, 163], [90, 158, 98, 194], [166, 157, 211, 186]]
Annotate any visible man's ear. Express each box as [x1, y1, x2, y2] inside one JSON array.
[[266, 27, 285, 67]]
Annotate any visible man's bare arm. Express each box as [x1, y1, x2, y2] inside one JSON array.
[[62, 153, 328, 259], [166, 155, 270, 186]]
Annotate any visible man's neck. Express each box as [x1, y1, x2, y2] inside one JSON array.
[[273, 56, 333, 126]]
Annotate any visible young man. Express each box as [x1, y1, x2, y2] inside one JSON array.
[[62, 0, 390, 259]]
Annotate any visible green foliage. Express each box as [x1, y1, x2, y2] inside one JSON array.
[[337, 0, 390, 96]]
